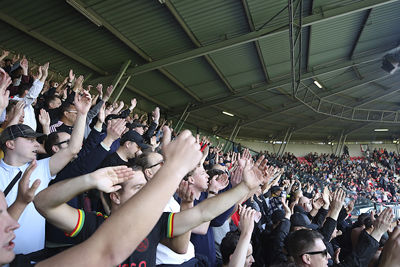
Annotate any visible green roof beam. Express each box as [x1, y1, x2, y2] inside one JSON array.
[[0, 11, 107, 75], [129, 0, 399, 75]]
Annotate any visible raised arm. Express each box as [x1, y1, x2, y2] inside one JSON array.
[[24, 63, 48, 106], [36, 127, 203, 267], [49, 91, 91, 176], [160, 180, 195, 254], [7, 161, 40, 220], [229, 206, 255, 267], [34, 166, 134, 233], [173, 158, 272, 236]]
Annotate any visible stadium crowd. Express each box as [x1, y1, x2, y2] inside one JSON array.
[[0, 50, 400, 267]]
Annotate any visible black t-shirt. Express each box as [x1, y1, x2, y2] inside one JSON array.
[[68, 210, 174, 267], [100, 152, 129, 168]]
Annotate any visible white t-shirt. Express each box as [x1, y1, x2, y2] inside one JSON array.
[[0, 158, 55, 254], [156, 197, 195, 265]]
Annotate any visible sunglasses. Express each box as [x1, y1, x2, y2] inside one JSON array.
[[55, 139, 70, 146], [146, 160, 164, 169], [301, 249, 328, 257]]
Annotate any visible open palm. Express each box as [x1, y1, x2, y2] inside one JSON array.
[[90, 166, 134, 193]]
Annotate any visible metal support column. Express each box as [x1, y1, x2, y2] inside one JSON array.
[[334, 131, 344, 156], [114, 75, 132, 101], [224, 119, 240, 153], [110, 60, 131, 100], [232, 126, 241, 142], [339, 134, 348, 156], [176, 112, 190, 133], [280, 129, 293, 156], [277, 128, 290, 156], [174, 103, 191, 131]]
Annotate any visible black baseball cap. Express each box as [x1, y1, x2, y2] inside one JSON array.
[[120, 130, 149, 150], [0, 124, 45, 145], [290, 212, 318, 230]]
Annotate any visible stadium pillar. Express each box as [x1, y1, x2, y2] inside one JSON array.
[[110, 60, 131, 100], [280, 129, 293, 156], [175, 103, 191, 133], [339, 134, 348, 156], [277, 128, 290, 156], [335, 131, 344, 156], [114, 75, 132, 101], [224, 119, 241, 153]]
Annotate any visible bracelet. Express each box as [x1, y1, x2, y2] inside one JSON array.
[[208, 190, 217, 195]]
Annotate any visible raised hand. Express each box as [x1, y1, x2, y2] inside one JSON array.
[[238, 148, 251, 169], [161, 126, 202, 177], [106, 118, 126, 141], [282, 196, 292, 219], [8, 101, 25, 126], [38, 109, 50, 127], [370, 207, 394, 242], [242, 160, 269, 191], [16, 160, 41, 205], [130, 98, 137, 110], [322, 186, 331, 208], [152, 107, 160, 123], [96, 83, 103, 97], [20, 58, 28, 75], [208, 173, 229, 193], [326, 188, 346, 221], [74, 90, 92, 115], [41, 62, 49, 80], [69, 69, 75, 82], [231, 164, 244, 187], [103, 85, 113, 101], [312, 196, 324, 211], [73, 75, 84, 92], [89, 166, 134, 193], [177, 180, 195, 204], [238, 205, 256, 234]]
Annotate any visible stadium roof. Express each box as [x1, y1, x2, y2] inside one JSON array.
[[1, 0, 400, 142]]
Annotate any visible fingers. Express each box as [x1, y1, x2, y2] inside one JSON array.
[[162, 126, 171, 147], [24, 159, 37, 179], [110, 185, 122, 192], [254, 155, 264, 168], [28, 179, 41, 195]]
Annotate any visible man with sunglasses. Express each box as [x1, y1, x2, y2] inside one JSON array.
[[286, 207, 394, 267], [45, 118, 126, 247]]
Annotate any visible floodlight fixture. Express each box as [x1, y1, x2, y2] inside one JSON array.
[[222, 111, 234, 117], [313, 80, 323, 88], [374, 129, 389, 132]]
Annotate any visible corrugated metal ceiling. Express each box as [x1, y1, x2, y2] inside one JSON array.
[[1, 0, 400, 142]]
